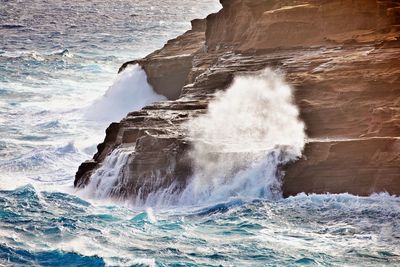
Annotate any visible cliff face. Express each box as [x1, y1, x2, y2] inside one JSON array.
[[206, 0, 399, 51], [75, 0, 400, 199]]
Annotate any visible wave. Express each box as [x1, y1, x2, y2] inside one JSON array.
[[0, 49, 73, 61], [0, 244, 105, 267], [0, 142, 79, 170], [1, 24, 25, 29], [84, 64, 166, 123], [0, 142, 86, 190]]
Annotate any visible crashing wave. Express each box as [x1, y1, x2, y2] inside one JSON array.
[[144, 69, 305, 207], [84, 64, 166, 123]]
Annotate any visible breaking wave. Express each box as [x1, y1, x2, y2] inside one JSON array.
[[2, 184, 399, 266], [85, 64, 166, 123]]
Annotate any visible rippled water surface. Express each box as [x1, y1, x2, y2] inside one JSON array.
[[0, 0, 220, 186], [1, 186, 399, 266], [0, 1, 400, 266]]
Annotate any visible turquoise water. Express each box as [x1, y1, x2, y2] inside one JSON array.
[[1, 1, 400, 266], [1, 185, 399, 266]]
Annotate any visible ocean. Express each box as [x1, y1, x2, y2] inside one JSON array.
[[0, 1, 399, 266]]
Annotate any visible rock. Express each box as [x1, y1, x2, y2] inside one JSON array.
[[75, 0, 400, 199], [283, 138, 400, 196], [206, 0, 399, 51], [119, 19, 207, 100], [74, 160, 97, 187]]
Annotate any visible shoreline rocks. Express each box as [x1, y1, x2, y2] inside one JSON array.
[[75, 0, 400, 199]]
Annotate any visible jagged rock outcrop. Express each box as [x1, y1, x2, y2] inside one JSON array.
[[119, 19, 207, 100], [75, 0, 400, 199]]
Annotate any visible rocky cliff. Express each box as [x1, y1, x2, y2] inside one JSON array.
[[75, 0, 400, 200]]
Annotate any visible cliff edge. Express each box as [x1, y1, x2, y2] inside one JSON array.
[[75, 0, 400, 200]]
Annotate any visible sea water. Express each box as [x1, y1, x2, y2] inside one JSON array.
[[0, 1, 399, 266]]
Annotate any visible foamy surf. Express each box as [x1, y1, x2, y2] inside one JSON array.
[[79, 147, 132, 199], [1, 184, 399, 266]]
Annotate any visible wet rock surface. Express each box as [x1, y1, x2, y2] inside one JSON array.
[[76, 0, 400, 199]]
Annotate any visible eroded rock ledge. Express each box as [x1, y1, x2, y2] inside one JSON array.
[[75, 0, 400, 199]]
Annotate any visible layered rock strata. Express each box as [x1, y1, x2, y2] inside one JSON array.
[[75, 0, 400, 199]]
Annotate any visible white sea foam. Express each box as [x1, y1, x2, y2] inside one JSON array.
[[0, 142, 86, 191], [79, 148, 131, 199], [85, 64, 166, 123], [56, 236, 156, 267]]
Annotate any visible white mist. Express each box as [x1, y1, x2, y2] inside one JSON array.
[[178, 68, 306, 205]]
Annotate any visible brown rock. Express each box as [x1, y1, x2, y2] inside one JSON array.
[[206, 0, 399, 51], [283, 138, 400, 196], [119, 19, 207, 100]]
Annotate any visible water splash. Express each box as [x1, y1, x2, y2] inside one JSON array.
[[178, 69, 305, 205], [144, 69, 306, 207], [79, 148, 131, 199], [85, 64, 166, 123]]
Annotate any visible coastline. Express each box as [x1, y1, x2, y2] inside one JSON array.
[[75, 0, 400, 199]]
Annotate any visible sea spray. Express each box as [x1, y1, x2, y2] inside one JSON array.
[[143, 68, 306, 206], [85, 64, 166, 123], [178, 68, 306, 204]]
